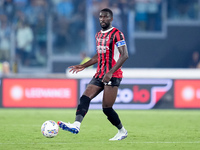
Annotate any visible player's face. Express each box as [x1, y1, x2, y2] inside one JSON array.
[[99, 11, 113, 30]]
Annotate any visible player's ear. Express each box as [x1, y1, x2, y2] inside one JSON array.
[[111, 17, 113, 21]]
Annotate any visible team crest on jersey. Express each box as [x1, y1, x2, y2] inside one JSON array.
[[96, 36, 109, 43]]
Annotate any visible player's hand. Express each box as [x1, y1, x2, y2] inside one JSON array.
[[102, 72, 112, 84], [68, 65, 85, 74]]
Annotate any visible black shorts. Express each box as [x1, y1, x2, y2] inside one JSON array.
[[89, 77, 122, 88]]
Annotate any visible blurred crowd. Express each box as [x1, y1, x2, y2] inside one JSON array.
[[0, 0, 199, 74], [0, 0, 86, 69], [0, 0, 48, 67], [168, 0, 199, 20]]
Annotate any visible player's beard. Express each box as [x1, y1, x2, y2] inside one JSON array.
[[100, 22, 110, 30]]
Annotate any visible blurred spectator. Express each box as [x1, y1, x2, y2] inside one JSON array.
[[13, 10, 26, 29], [16, 21, 33, 66], [53, 18, 71, 54], [0, 61, 10, 76], [35, 45, 47, 66], [3, 0, 15, 22], [25, 0, 47, 28], [134, 0, 148, 31], [52, 0, 74, 55], [0, 14, 11, 61], [35, 13, 47, 48], [69, 1, 86, 52], [2, 61, 10, 75], [14, 0, 28, 13], [188, 51, 200, 68], [146, 0, 161, 31]]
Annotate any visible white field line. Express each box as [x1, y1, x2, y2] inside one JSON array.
[[0, 141, 200, 145], [1, 124, 40, 127]]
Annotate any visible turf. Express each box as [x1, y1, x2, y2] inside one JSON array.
[[0, 109, 199, 150]]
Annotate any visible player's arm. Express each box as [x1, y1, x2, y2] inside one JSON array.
[[102, 45, 128, 83], [69, 53, 98, 73]]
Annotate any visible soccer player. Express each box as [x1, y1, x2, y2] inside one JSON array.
[[58, 8, 129, 141]]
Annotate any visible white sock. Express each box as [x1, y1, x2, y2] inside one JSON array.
[[119, 126, 126, 132], [73, 121, 81, 129]]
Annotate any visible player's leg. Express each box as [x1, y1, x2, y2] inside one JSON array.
[[102, 79, 128, 141], [74, 83, 103, 123], [103, 86, 121, 127], [58, 78, 104, 134], [75, 77, 104, 124]]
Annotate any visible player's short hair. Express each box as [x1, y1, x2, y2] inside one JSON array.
[[100, 8, 113, 18]]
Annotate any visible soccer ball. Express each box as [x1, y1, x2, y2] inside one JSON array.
[[41, 120, 59, 138]]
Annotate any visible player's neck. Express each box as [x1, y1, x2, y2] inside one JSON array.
[[102, 25, 113, 31]]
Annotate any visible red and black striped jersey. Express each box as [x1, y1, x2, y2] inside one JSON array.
[[94, 27, 126, 79]]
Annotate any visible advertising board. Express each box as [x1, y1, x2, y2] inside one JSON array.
[[80, 79, 173, 109], [2, 79, 77, 108], [174, 80, 200, 108]]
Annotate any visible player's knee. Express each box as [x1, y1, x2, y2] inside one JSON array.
[[76, 95, 91, 117], [102, 103, 112, 108]]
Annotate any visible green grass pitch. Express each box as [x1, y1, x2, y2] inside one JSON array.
[[0, 109, 199, 150]]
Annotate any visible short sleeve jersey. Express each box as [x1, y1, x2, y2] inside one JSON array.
[[94, 27, 126, 79]]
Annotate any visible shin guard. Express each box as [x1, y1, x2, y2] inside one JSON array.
[[76, 95, 91, 118]]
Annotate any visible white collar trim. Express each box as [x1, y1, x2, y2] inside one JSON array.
[[101, 27, 114, 33]]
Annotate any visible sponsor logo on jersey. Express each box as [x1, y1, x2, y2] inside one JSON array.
[[97, 45, 109, 53]]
